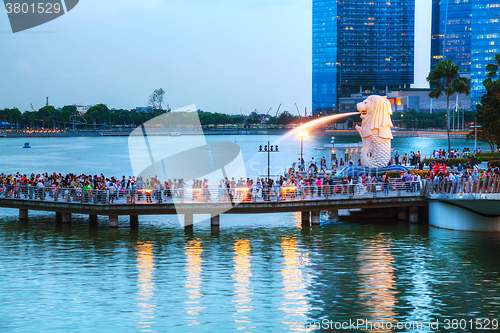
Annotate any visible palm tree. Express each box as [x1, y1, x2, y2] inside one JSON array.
[[426, 59, 470, 154], [483, 53, 500, 98]]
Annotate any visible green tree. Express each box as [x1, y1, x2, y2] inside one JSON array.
[[148, 88, 165, 109], [427, 59, 470, 153], [483, 53, 500, 98], [84, 104, 109, 124], [37, 105, 58, 128], [467, 93, 500, 152]]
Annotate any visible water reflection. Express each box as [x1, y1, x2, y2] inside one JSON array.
[[231, 239, 255, 330], [279, 236, 311, 331], [135, 241, 156, 332], [184, 239, 205, 326], [357, 236, 398, 332]]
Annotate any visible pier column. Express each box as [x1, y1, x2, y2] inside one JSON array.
[[328, 210, 339, 220], [109, 215, 118, 228], [210, 214, 220, 227], [301, 211, 310, 227], [19, 209, 28, 220], [311, 211, 321, 225], [398, 207, 408, 220], [185, 214, 194, 231], [56, 212, 62, 224], [89, 215, 98, 228], [62, 213, 72, 224], [409, 206, 419, 223], [130, 215, 139, 229]]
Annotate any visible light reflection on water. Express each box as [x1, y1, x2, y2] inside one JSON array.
[[184, 239, 205, 327], [279, 236, 311, 332], [357, 237, 397, 332], [0, 216, 499, 332], [231, 239, 254, 330], [135, 241, 156, 332]]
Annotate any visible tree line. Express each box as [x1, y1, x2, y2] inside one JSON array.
[[0, 104, 308, 129]]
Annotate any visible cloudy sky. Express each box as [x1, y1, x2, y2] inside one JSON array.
[[0, 0, 431, 114]]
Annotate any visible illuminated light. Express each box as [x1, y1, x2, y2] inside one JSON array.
[[297, 131, 308, 138]]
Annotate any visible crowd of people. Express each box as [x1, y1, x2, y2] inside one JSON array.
[[0, 169, 424, 205], [0, 146, 498, 203]]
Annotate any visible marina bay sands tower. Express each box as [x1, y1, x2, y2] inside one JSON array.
[[312, 0, 415, 115]]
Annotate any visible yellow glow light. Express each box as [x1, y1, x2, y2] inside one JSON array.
[[297, 131, 308, 138]]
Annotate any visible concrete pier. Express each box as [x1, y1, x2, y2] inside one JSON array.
[[409, 206, 419, 223], [62, 213, 71, 224], [398, 207, 408, 220], [301, 211, 310, 227], [328, 210, 339, 220], [210, 214, 220, 227], [56, 212, 62, 224], [130, 215, 139, 229], [89, 215, 98, 228], [19, 209, 28, 220], [109, 215, 118, 228], [185, 214, 194, 230], [311, 211, 321, 225]]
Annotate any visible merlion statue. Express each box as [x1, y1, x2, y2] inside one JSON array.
[[355, 95, 393, 168]]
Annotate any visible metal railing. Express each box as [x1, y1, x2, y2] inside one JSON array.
[[0, 180, 426, 206], [424, 178, 500, 195]]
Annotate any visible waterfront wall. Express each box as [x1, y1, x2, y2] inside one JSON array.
[[0, 128, 468, 139]]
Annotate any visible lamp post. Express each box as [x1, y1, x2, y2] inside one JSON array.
[[297, 131, 308, 164], [258, 141, 279, 180], [472, 117, 481, 153]]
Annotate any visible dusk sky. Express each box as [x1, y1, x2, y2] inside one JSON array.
[[1, 0, 431, 114]]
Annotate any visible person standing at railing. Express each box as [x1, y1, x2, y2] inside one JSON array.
[[145, 180, 152, 203], [130, 182, 137, 204], [315, 177, 322, 197], [83, 182, 91, 203], [36, 179, 43, 199], [108, 182, 116, 203], [255, 178, 261, 198], [136, 177, 144, 201]]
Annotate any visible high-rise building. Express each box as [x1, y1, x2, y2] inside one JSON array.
[[431, 0, 500, 107], [312, 0, 415, 115]]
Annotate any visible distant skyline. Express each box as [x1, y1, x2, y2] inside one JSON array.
[[0, 0, 431, 114]]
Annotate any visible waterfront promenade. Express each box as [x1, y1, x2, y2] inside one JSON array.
[[1, 182, 426, 229]]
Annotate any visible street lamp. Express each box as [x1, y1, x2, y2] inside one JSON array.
[[471, 117, 481, 153], [297, 131, 308, 164], [258, 141, 279, 180]]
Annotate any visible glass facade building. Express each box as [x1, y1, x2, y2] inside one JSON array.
[[312, 0, 415, 115], [431, 0, 500, 107]]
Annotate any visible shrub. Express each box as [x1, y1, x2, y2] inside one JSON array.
[[384, 170, 430, 178], [475, 153, 500, 161], [422, 158, 469, 167]]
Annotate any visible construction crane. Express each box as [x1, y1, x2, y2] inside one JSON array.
[[275, 104, 282, 117], [295, 103, 301, 117], [30, 103, 35, 112]]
